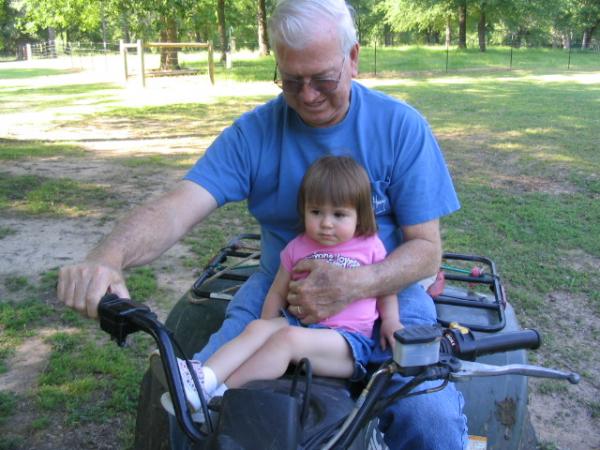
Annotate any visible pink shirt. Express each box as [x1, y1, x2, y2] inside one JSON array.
[[280, 234, 387, 337]]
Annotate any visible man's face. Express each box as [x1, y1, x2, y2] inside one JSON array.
[[275, 30, 359, 128]]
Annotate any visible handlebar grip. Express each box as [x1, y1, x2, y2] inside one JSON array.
[[98, 293, 155, 346], [441, 328, 541, 361]]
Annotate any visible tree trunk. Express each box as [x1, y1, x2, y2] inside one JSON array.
[[458, 1, 467, 49], [581, 22, 598, 49], [217, 0, 228, 63], [160, 16, 180, 71], [257, 0, 270, 56], [562, 32, 571, 49], [445, 16, 452, 47], [384, 23, 392, 46], [478, 9, 486, 52], [47, 27, 57, 58], [582, 29, 590, 48]]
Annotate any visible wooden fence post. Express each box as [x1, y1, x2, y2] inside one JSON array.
[[137, 39, 145, 87], [208, 41, 215, 85], [120, 40, 128, 82]]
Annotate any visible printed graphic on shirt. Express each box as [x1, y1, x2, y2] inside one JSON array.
[[370, 179, 391, 215], [306, 252, 361, 269]]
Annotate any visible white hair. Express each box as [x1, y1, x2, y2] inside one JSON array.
[[268, 0, 358, 56]]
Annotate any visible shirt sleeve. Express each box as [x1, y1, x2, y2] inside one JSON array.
[[371, 235, 388, 263], [388, 107, 460, 226], [280, 239, 296, 273], [184, 123, 253, 206]]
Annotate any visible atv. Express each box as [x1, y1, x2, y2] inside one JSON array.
[[99, 234, 578, 449]]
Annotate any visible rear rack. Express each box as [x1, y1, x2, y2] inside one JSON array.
[[433, 253, 506, 333]]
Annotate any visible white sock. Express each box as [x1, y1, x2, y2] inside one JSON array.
[[213, 383, 228, 397], [202, 366, 218, 394]]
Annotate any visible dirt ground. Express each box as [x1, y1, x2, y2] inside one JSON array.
[[1, 58, 599, 450]]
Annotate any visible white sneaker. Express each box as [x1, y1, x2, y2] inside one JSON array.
[[149, 350, 208, 411], [159, 392, 206, 423]]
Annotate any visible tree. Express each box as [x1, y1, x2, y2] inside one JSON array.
[[216, 0, 227, 62], [571, 0, 600, 47], [1, 0, 22, 54], [257, 0, 269, 55], [380, 0, 452, 45], [457, 0, 467, 48]]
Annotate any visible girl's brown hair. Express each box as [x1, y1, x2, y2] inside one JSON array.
[[298, 155, 377, 236]]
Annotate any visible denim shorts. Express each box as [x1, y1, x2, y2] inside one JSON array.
[[281, 309, 374, 382]]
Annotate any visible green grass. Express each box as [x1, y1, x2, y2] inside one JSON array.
[[0, 68, 77, 80], [179, 51, 275, 82], [536, 380, 569, 395], [179, 45, 600, 81], [0, 298, 55, 373], [37, 330, 151, 427], [0, 82, 120, 114], [117, 153, 198, 169], [0, 173, 122, 216], [0, 391, 17, 425], [0, 226, 16, 239], [125, 267, 159, 302], [0, 272, 146, 448], [92, 98, 272, 142], [359, 45, 600, 74], [4, 276, 30, 292], [0, 139, 88, 160]]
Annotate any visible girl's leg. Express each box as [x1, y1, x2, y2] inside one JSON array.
[[204, 317, 288, 384], [224, 326, 354, 388]]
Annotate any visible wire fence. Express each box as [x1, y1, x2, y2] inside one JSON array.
[[6, 39, 600, 78]]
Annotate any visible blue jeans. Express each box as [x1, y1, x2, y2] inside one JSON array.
[[170, 272, 468, 449]]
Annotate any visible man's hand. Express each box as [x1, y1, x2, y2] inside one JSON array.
[[57, 261, 130, 319], [286, 259, 357, 324]]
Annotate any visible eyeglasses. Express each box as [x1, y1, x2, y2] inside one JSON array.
[[273, 56, 346, 94]]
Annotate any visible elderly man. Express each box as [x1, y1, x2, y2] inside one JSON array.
[[58, 0, 466, 448]]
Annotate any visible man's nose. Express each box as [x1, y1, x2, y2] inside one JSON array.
[[298, 80, 321, 101]]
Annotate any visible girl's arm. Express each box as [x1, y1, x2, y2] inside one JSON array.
[[261, 265, 292, 319], [377, 294, 403, 350]]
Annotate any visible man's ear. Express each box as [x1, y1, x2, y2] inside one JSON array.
[[349, 43, 360, 78]]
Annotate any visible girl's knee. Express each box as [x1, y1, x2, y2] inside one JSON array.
[[243, 318, 271, 335]]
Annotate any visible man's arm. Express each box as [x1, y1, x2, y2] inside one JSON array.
[[57, 180, 217, 318], [287, 219, 441, 324]]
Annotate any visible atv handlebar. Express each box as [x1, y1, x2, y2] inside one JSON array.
[[98, 294, 208, 442]]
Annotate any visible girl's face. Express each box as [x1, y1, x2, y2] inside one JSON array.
[[304, 203, 358, 246]]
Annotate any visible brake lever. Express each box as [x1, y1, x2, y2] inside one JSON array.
[[450, 359, 580, 384]]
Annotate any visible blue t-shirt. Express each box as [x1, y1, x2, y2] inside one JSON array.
[[185, 81, 460, 277]]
